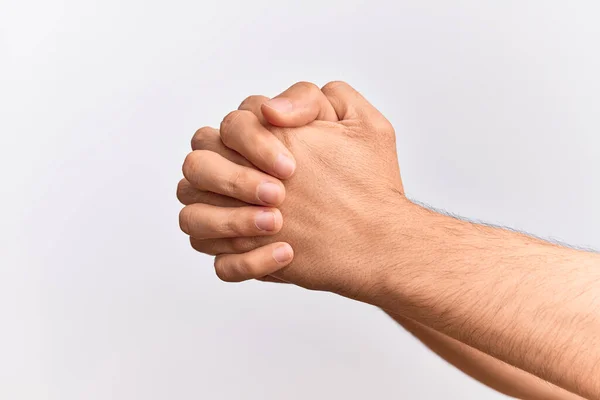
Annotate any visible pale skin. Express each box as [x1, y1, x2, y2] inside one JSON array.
[[177, 81, 599, 399]]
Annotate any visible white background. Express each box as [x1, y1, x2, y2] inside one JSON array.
[[2, 1, 599, 399]]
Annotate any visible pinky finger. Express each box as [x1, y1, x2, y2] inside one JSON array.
[[214, 242, 294, 282]]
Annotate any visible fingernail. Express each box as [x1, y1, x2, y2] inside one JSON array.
[[272, 244, 293, 263], [273, 154, 296, 178], [257, 182, 282, 205], [265, 98, 293, 113], [255, 211, 276, 231]]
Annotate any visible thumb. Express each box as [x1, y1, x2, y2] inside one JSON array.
[[261, 81, 339, 127]]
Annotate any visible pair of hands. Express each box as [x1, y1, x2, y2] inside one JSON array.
[[176, 87, 600, 398], [177, 81, 413, 301]]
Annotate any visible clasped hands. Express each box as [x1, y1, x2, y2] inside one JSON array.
[[177, 81, 421, 303], [176, 83, 600, 398]]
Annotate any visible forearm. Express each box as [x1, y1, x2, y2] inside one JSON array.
[[385, 311, 585, 400], [372, 203, 600, 399]]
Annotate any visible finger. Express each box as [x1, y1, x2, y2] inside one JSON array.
[[189, 238, 290, 284], [220, 110, 296, 179], [190, 126, 252, 167], [214, 242, 294, 282], [182, 150, 285, 206], [190, 236, 267, 255], [179, 203, 283, 239], [190, 237, 290, 284], [237, 95, 270, 125], [320, 81, 392, 129], [177, 178, 246, 207], [259, 81, 338, 127], [189, 236, 258, 255], [190, 236, 230, 256]]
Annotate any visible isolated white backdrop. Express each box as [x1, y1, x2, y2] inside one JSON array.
[[2, 1, 599, 399]]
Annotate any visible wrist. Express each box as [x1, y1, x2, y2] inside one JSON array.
[[351, 197, 443, 305], [362, 201, 489, 312]]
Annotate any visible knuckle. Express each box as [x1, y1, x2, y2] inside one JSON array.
[[293, 81, 320, 92], [220, 110, 253, 145], [221, 110, 243, 127], [371, 118, 396, 143], [181, 151, 198, 177], [214, 256, 230, 281], [214, 256, 254, 282], [233, 257, 254, 280], [191, 126, 217, 150], [381, 123, 396, 143], [182, 150, 209, 183], [224, 208, 244, 235], [182, 151, 194, 176], [321, 80, 351, 93], [378, 118, 395, 134], [238, 95, 268, 110], [176, 178, 190, 204], [178, 207, 191, 234], [226, 168, 247, 195]]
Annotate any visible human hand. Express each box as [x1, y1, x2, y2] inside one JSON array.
[[178, 82, 600, 400], [177, 82, 342, 283], [178, 81, 413, 301]]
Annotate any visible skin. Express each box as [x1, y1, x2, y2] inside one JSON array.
[[386, 312, 584, 400], [177, 81, 599, 399]]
